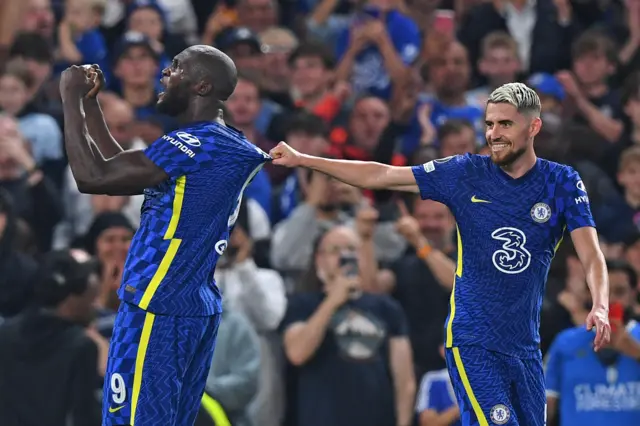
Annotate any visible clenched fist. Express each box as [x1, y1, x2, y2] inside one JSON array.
[[269, 142, 304, 168], [60, 65, 98, 99]]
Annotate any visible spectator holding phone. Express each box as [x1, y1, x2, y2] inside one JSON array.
[[279, 225, 415, 426], [545, 260, 640, 426]]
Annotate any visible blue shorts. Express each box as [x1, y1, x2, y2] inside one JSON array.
[[103, 302, 220, 426], [445, 346, 545, 426]]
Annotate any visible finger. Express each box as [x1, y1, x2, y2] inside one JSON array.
[[396, 198, 410, 217], [585, 315, 595, 331]]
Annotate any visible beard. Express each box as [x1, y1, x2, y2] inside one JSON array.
[[156, 82, 191, 117], [489, 139, 527, 167]]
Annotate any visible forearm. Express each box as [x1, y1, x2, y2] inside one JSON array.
[[619, 37, 640, 65], [308, 0, 339, 26], [376, 35, 409, 84], [584, 252, 609, 309], [394, 373, 416, 426], [358, 238, 379, 292], [83, 98, 124, 158], [285, 300, 337, 365], [575, 96, 623, 142], [300, 154, 395, 189], [62, 98, 106, 185], [270, 204, 320, 270], [335, 47, 358, 82]]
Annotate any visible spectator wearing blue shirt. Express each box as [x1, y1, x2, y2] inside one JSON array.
[[55, 0, 109, 77], [415, 343, 461, 426], [401, 41, 484, 156], [111, 31, 177, 133], [334, 2, 420, 100], [545, 260, 640, 426]]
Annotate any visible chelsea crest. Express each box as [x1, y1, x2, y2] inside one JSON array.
[[531, 203, 551, 223]]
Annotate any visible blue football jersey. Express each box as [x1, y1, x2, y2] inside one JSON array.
[[411, 154, 595, 357], [118, 121, 270, 316]]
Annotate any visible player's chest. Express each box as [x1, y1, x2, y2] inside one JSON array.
[[451, 181, 564, 245]]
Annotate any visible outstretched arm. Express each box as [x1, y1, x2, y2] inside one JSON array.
[[271, 142, 419, 192], [60, 66, 167, 195]]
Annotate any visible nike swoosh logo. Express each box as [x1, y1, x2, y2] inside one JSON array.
[[109, 406, 126, 413], [471, 195, 491, 203]]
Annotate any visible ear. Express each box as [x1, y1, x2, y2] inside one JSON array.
[[529, 116, 542, 137], [195, 81, 213, 97]]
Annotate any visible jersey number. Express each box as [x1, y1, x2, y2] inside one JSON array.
[[111, 373, 127, 404], [491, 227, 531, 274], [215, 163, 265, 256]]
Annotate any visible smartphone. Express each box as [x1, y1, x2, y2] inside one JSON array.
[[339, 252, 359, 277], [609, 302, 625, 333], [433, 9, 455, 36]]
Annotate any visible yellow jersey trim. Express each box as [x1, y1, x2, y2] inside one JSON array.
[[138, 175, 186, 309], [446, 225, 463, 348], [452, 347, 489, 426], [130, 312, 156, 425]]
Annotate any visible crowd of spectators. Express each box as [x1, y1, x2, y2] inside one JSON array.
[[1, 0, 640, 424]]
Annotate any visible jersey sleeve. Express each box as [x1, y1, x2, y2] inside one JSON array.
[[543, 334, 564, 398], [411, 155, 467, 204], [559, 167, 596, 232], [144, 131, 211, 178], [415, 373, 438, 412]]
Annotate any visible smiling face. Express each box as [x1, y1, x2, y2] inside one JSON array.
[[484, 102, 540, 167]]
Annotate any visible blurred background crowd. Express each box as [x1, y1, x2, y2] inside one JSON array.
[[0, 0, 640, 424]]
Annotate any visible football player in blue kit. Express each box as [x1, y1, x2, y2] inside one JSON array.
[[59, 45, 269, 426], [270, 82, 611, 426]]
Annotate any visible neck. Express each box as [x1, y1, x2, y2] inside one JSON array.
[[500, 150, 538, 179], [178, 99, 225, 125], [581, 82, 608, 99], [122, 84, 155, 107], [235, 123, 256, 140]]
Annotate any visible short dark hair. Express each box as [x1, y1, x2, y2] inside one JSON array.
[[34, 251, 98, 308], [572, 29, 617, 63], [288, 41, 336, 69], [437, 119, 474, 141], [607, 259, 638, 290], [285, 111, 328, 138], [9, 32, 53, 64]]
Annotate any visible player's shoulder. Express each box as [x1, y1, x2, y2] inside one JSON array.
[[421, 152, 476, 170], [538, 159, 580, 180]]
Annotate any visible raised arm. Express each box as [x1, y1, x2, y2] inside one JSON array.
[[60, 66, 167, 195], [270, 142, 418, 192], [82, 65, 125, 158]]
